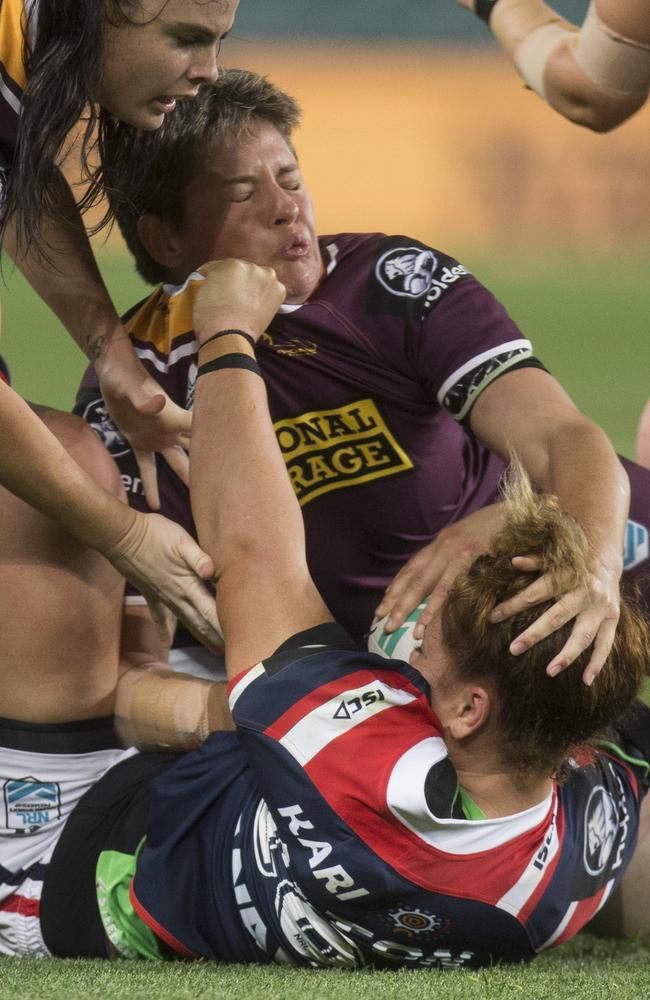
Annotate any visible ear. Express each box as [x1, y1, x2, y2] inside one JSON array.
[[446, 684, 492, 742], [137, 214, 184, 271]]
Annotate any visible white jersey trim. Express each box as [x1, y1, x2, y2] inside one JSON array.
[[387, 738, 554, 854], [276, 680, 416, 767], [436, 339, 533, 418]]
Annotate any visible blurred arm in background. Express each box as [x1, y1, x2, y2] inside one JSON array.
[[455, 0, 650, 132]]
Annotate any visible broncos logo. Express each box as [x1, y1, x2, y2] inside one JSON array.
[[375, 247, 438, 299]]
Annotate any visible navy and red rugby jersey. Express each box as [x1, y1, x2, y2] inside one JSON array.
[[130, 625, 648, 970], [75, 233, 650, 638]]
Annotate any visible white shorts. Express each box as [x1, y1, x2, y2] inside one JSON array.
[[0, 717, 136, 957]]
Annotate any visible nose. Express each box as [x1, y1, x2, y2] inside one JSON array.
[[187, 46, 220, 86], [271, 188, 300, 226]]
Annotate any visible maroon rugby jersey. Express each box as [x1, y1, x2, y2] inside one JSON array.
[[75, 234, 544, 639]]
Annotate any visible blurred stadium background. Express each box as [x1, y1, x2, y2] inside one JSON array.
[[1, 0, 647, 457]]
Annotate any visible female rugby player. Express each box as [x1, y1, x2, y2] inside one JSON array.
[[0, 1, 237, 650]]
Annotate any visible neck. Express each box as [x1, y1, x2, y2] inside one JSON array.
[[448, 742, 553, 819]]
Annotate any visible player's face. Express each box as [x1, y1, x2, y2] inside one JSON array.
[[99, 0, 238, 130], [176, 123, 322, 303]]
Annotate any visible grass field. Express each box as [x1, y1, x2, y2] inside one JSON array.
[[0, 248, 648, 995], [1, 935, 649, 999]]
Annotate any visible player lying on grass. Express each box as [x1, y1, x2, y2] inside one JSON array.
[[2, 258, 649, 965], [77, 69, 650, 692]]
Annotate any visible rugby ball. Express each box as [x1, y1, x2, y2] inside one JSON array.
[[367, 602, 428, 663]]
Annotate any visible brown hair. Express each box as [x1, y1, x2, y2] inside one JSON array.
[[100, 68, 302, 284], [441, 463, 648, 778]]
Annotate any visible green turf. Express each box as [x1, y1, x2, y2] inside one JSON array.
[[0, 247, 648, 459], [1, 935, 649, 999]]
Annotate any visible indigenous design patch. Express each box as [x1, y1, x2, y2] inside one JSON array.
[[273, 399, 413, 506], [385, 907, 451, 938], [2, 776, 61, 832]]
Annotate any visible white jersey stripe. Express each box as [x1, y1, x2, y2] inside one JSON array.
[[387, 738, 554, 854], [228, 664, 265, 711], [0, 77, 20, 115], [496, 797, 560, 917], [538, 901, 578, 951], [134, 339, 197, 375], [436, 339, 533, 410], [278, 681, 415, 766]]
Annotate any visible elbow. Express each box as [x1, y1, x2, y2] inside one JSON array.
[[545, 50, 646, 132], [563, 100, 632, 132]]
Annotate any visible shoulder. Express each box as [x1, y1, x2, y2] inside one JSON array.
[[122, 275, 201, 358], [319, 233, 473, 324]]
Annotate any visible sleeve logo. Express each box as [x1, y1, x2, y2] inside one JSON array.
[[375, 247, 438, 298], [583, 785, 617, 876]]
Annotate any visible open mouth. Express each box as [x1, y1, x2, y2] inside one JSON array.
[[282, 236, 310, 258], [153, 96, 177, 113]]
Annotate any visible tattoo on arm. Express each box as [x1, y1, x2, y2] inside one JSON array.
[[86, 335, 106, 363]]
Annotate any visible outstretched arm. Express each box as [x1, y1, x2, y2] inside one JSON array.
[[3, 169, 191, 509], [189, 261, 332, 680], [456, 0, 650, 131], [468, 367, 628, 684]]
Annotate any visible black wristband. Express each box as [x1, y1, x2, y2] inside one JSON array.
[[199, 329, 257, 352], [475, 0, 499, 24], [197, 353, 262, 379]]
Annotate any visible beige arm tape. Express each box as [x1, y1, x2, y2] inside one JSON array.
[[514, 3, 650, 100], [574, 5, 650, 98], [514, 22, 575, 98], [114, 666, 234, 750]]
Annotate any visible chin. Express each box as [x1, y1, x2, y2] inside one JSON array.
[[108, 105, 164, 131]]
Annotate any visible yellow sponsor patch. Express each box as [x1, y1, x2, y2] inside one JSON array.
[[274, 399, 413, 506]]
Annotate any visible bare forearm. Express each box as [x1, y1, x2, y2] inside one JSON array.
[[3, 170, 126, 366], [0, 381, 132, 550], [540, 420, 628, 573], [191, 370, 306, 580]]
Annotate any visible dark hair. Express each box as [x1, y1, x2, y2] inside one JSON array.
[[441, 463, 648, 778], [0, 1, 142, 257], [100, 68, 302, 284]]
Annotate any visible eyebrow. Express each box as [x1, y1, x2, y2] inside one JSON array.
[[222, 165, 300, 186], [166, 23, 223, 43]]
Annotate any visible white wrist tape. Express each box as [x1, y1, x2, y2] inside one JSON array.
[[574, 5, 650, 98], [514, 21, 573, 98]]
